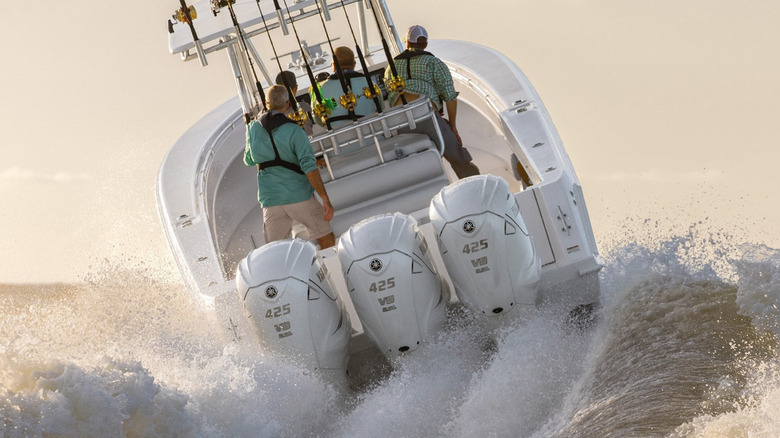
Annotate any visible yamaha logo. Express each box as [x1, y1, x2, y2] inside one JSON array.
[[369, 258, 382, 271], [463, 220, 476, 233], [265, 285, 278, 298]]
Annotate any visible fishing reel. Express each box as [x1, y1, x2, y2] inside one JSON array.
[[310, 83, 337, 120], [339, 92, 357, 111], [363, 84, 381, 100], [209, 0, 235, 16], [387, 75, 406, 94], [172, 5, 197, 23], [313, 97, 337, 120], [287, 108, 309, 128]]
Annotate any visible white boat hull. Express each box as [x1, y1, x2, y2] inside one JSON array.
[[157, 13, 603, 380]]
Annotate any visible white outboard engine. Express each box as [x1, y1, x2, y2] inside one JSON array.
[[338, 213, 449, 357], [430, 174, 541, 319], [236, 239, 351, 385]]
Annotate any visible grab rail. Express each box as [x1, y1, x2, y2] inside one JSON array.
[[309, 97, 445, 181]]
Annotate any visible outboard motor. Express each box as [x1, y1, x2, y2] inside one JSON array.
[[430, 174, 541, 319], [236, 239, 351, 385], [338, 213, 449, 357]]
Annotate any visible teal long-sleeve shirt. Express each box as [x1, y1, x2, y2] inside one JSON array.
[[244, 117, 318, 207], [310, 73, 379, 129]]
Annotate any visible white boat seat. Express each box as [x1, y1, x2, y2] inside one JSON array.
[[292, 98, 451, 238], [324, 145, 450, 237], [319, 133, 434, 183], [292, 131, 449, 239]]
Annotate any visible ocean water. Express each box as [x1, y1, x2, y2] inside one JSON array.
[[1, 226, 779, 437]]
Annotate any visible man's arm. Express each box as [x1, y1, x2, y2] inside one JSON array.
[[305, 170, 334, 221], [432, 57, 461, 143], [244, 122, 258, 166], [445, 98, 462, 145], [291, 127, 334, 221]]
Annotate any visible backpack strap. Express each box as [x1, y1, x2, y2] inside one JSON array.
[[256, 112, 305, 175], [394, 49, 434, 79]]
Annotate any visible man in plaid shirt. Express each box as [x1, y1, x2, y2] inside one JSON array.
[[385, 25, 480, 179]]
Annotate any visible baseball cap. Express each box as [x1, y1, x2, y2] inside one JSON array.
[[406, 25, 428, 43]]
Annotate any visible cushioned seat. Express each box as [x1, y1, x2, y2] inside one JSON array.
[[319, 133, 435, 183], [325, 148, 450, 236], [292, 98, 451, 239]]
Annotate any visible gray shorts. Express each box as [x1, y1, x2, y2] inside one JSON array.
[[262, 196, 333, 243]]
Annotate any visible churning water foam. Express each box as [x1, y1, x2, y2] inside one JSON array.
[[1, 225, 779, 437]]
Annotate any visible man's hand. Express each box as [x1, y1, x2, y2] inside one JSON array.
[[322, 196, 334, 222], [450, 122, 462, 146], [305, 169, 334, 221], [445, 99, 461, 144]]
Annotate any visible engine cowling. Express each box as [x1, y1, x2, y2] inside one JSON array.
[[338, 213, 449, 357], [429, 174, 540, 318], [236, 239, 351, 382]]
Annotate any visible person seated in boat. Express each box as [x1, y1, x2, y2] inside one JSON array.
[[311, 46, 384, 128], [275, 70, 318, 137], [384, 25, 480, 179], [244, 84, 336, 249]]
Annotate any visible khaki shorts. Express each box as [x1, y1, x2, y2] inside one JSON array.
[[262, 196, 333, 243]]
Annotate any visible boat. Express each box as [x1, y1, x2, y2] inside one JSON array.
[[157, 0, 603, 386]]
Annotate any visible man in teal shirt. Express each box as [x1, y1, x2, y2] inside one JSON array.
[[244, 85, 336, 249]]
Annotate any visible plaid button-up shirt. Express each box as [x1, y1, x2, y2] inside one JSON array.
[[385, 50, 459, 109]]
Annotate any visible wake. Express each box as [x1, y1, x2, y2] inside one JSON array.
[[1, 226, 779, 437]]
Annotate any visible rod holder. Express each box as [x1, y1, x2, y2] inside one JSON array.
[[276, 9, 289, 35], [194, 40, 208, 66], [318, 0, 331, 21]]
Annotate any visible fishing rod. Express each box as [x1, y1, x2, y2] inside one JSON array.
[[305, 0, 359, 121], [212, 0, 268, 118], [171, 0, 208, 66], [279, 0, 336, 129], [336, 0, 383, 114], [254, 0, 308, 127], [366, 0, 406, 105]]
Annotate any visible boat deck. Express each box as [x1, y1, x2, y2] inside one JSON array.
[[219, 95, 518, 276]]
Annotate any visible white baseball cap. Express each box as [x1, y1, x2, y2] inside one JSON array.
[[406, 25, 428, 43]]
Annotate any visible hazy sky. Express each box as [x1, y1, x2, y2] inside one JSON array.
[[1, 0, 779, 283]]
